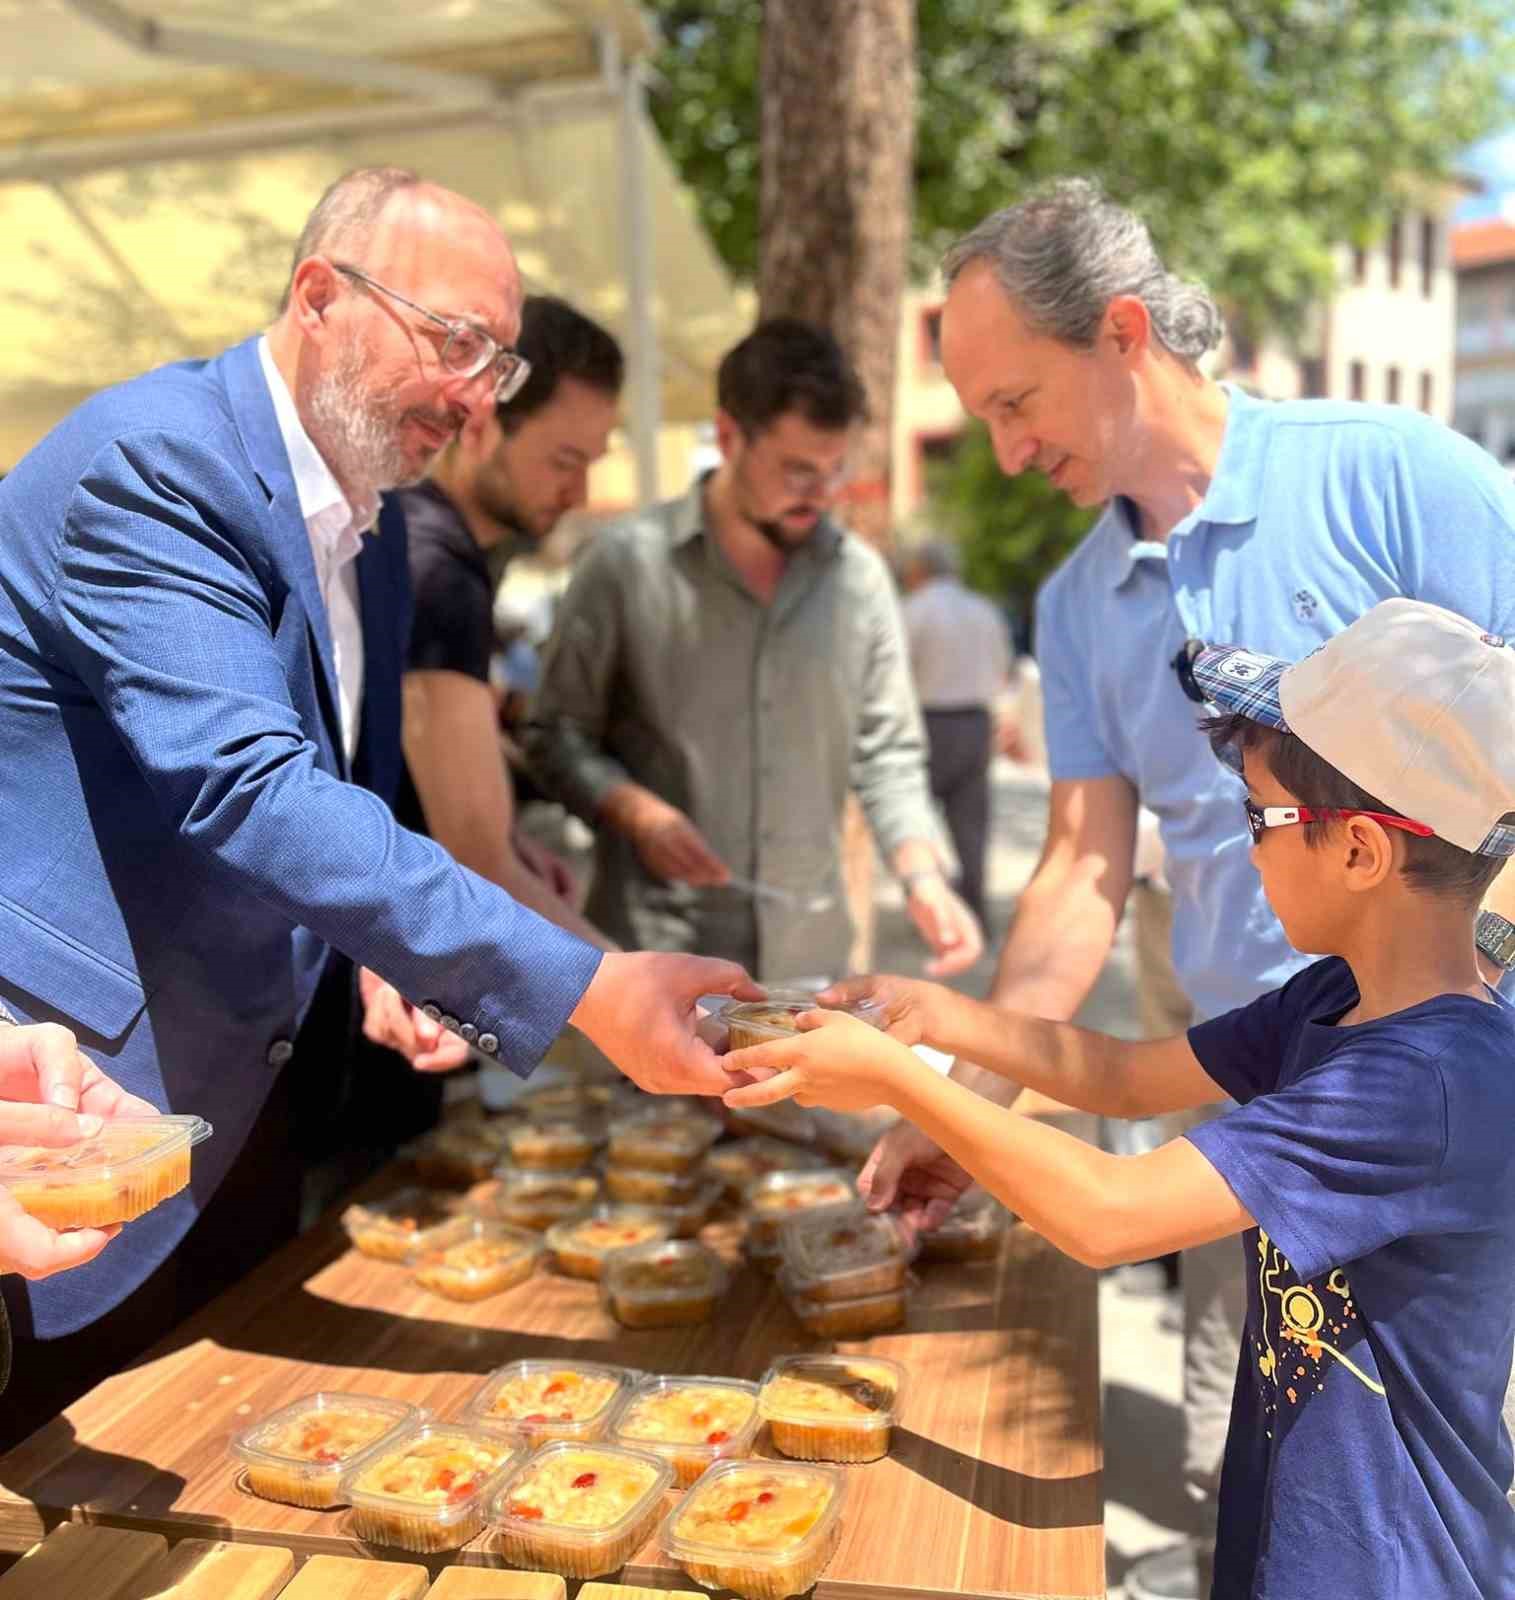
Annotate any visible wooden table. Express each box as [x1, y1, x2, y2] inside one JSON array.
[[0, 1193, 1102, 1600]]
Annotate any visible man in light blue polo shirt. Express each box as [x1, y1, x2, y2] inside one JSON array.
[[859, 178, 1515, 1599]]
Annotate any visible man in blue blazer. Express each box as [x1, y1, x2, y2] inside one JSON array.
[[0, 167, 753, 1433]]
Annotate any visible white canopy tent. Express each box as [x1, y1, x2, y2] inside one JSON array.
[[0, 0, 752, 499]]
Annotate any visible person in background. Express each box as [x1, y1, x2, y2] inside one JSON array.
[[525, 318, 983, 984], [899, 540, 1013, 929], [858, 178, 1515, 1600]]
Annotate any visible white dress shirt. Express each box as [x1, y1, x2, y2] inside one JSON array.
[[256, 338, 376, 763], [901, 576, 1012, 709]]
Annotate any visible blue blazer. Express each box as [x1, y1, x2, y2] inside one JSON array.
[[0, 337, 600, 1335]]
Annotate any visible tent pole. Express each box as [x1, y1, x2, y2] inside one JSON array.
[[601, 28, 660, 507]]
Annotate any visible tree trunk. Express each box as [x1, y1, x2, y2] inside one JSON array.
[[758, 0, 916, 972]]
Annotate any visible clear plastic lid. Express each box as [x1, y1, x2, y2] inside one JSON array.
[[411, 1216, 546, 1283], [743, 1168, 857, 1218], [545, 1205, 673, 1263], [777, 1206, 910, 1295], [607, 1109, 722, 1164], [600, 1239, 729, 1307], [641, 1177, 725, 1237], [603, 1163, 706, 1202], [480, 1169, 601, 1227], [756, 1354, 906, 1431], [780, 1270, 916, 1336], [722, 989, 886, 1047], [490, 1440, 673, 1549], [507, 1121, 607, 1160], [704, 1138, 830, 1193], [229, 1391, 426, 1490], [340, 1419, 522, 1529], [462, 1359, 636, 1444], [0, 1113, 212, 1187], [930, 1185, 1011, 1237], [341, 1186, 467, 1256], [659, 1458, 847, 1569], [610, 1375, 761, 1471]]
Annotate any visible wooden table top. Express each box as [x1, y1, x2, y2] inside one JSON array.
[[0, 1189, 1102, 1600]]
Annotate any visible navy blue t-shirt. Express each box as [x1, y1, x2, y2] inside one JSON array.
[[1186, 956, 1515, 1600]]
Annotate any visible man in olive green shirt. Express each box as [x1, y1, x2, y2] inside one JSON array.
[[525, 319, 983, 983]]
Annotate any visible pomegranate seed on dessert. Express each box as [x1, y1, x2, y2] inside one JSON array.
[[725, 1500, 750, 1522], [573, 1471, 598, 1489], [511, 1502, 544, 1519], [522, 1413, 548, 1423], [757, 1491, 775, 1504], [706, 1430, 730, 1445]]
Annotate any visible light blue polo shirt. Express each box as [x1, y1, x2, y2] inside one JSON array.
[[1035, 386, 1515, 1021]]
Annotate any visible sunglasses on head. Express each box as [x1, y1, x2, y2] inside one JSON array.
[[1242, 798, 1436, 845]]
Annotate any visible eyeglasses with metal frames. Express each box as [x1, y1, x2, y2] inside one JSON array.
[[333, 263, 531, 404], [1242, 797, 1436, 846]]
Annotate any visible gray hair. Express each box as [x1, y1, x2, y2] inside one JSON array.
[[279, 166, 424, 311], [942, 178, 1224, 365], [908, 540, 960, 579]]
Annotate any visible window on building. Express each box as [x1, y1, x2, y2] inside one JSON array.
[[1300, 358, 1327, 398], [1386, 366, 1402, 405], [1420, 217, 1436, 298], [1349, 361, 1367, 401], [1419, 371, 1434, 413], [1387, 215, 1403, 291], [1458, 284, 1489, 355], [1351, 245, 1367, 286]]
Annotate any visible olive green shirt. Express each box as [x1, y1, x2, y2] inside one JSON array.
[[524, 478, 940, 981]]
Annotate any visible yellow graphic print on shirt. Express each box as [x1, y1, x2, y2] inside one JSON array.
[[1254, 1230, 1386, 1426]]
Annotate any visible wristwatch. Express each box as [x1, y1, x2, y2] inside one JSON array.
[[1475, 910, 1515, 974]]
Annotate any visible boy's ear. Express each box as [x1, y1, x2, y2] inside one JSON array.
[[1340, 815, 1397, 894]]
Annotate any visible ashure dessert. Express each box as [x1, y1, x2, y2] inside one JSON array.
[[743, 1170, 857, 1254], [546, 1207, 672, 1280], [344, 1422, 520, 1551], [758, 1355, 906, 1463], [604, 1164, 704, 1207], [642, 1177, 725, 1239], [412, 1218, 544, 1301], [410, 1122, 515, 1188], [778, 1207, 908, 1301], [660, 1460, 846, 1600], [464, 1360, 634, 1447], [611, 1376, 760, 1487], [0, 1113, 211, 1230], [230, 1391, 422, 1508], [484, 1170, 600, 1231], [507, 1120, 604, 1172], [341, 1186, 462, 1262], [608, 1110, 720, 1174], [602, 1240, 729, 1329], [780, 1270, 912, 1339], [704, 1138, 828, 1197], [918, 1187, 1012, 1262], [491, 1441, 673, 1578], [722, 989, 885, 1052]]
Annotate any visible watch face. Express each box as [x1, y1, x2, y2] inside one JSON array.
[[1476, 912, 1515, 970]]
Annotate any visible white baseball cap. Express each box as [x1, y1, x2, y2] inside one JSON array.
[[1193, 598, 1515, 858]]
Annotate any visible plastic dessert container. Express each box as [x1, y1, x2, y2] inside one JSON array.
[[411, 1217, 545, 1301], [722, 989, 886, 1051], [777, 1207, 908, 1301], [0, 1114, 211, 1230], [409, 1122, 515, 1188], [610, 1375, 761, 1488], [780, 1269, 913, 1339], [463, 1359, 636, 1449], [743, 1170, 857, 1254], [757, 1354, 906, 1464], [722, 1099, 818, 1146], [229, 1391, 424, 1509], [918, 1187, 1012, 1262], [490, 1440, 673, 1578], [507, 1120, 605, 1172], [601, 1239, 728, 1329], [704, 1138, 829, 1197], [642, 1177, 725, 1238], [545, 1206, 672, 1280], [342, 1420, 521, 1551], [659, 1459, 846, 1600], [483, 1170, 600, 1231], [341, 1186, 463, 1262], [607, 1110, 721, 1174], [604, 1164, 705, 1207]]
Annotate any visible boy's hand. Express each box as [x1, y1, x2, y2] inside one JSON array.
[[817, 975, 937, 1048], [858, 1122, 975, 1247], [721, 1009, 916, 1114]]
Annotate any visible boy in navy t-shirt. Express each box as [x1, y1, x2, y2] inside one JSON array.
[[723, 599, 1515, 1598]]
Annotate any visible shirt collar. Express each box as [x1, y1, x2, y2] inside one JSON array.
[[673, 471, 846, 563], [256, 336, 377, 559]]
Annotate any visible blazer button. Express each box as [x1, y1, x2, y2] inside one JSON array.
[[460, 1023, 479, 1044], [266, 1038, 295, 1068], [440, 1014, 460, 1034], [477, 1033, 499, 1056], [421, 1003, 442, 1023]]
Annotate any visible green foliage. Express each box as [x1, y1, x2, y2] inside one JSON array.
[[925, 426, 1095, 637]]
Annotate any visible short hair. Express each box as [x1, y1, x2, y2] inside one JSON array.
[[909, 540, 960, 579], [497, 296, 625, 435], [279, 166, 424, 311], [717, 318, 868, 436], [1203, 714, 1512, 903], [943, 178, 1224, 367]]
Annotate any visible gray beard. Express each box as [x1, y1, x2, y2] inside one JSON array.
[[305, 344, 416, 501]]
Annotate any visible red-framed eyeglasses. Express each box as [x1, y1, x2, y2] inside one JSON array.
[[1243, 798, 1435, 845]]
